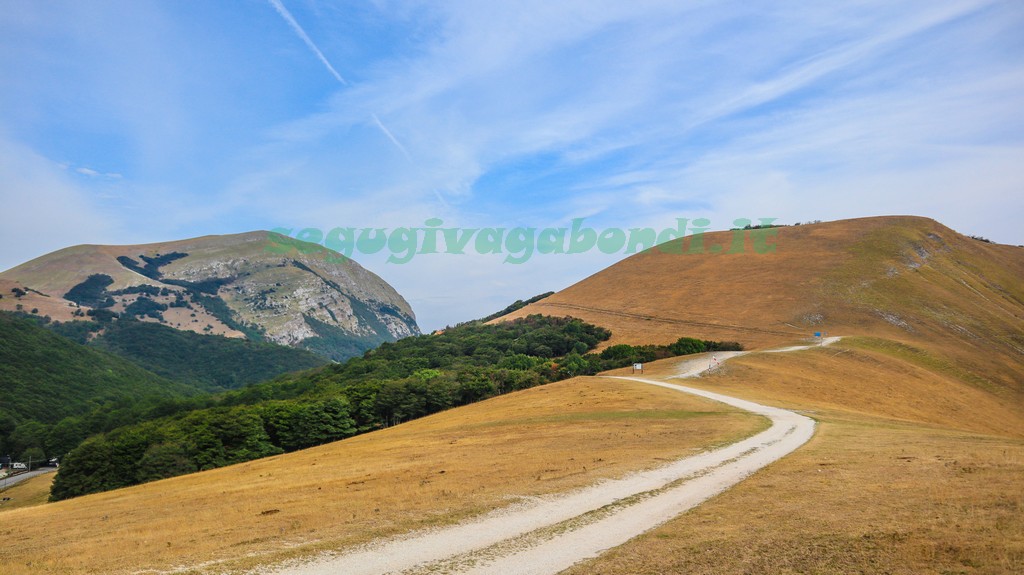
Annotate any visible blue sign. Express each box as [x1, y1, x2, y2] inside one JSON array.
[[814, 332, 821, 337]]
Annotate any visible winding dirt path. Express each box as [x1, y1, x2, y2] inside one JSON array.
[[269, 338, 839, 575]]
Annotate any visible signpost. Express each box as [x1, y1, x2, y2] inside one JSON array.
[[707, 355, 721, 373], [632, 363, 643, 374]]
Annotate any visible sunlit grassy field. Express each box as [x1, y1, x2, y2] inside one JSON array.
[[0, 472, 55, 513], [2, 342, 1019, 574], [571, 344, 1024, 574], [0, 376, 763, 574]]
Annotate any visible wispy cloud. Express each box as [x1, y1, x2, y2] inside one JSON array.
[[267, 0, 347, 85], [3, 0, 1022, 328], [688, 0, 996, 131], [73, 166, 123, 179]]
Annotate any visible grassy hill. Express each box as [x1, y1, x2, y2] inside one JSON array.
[[503, 214, 1024, 573], [502, 215, 1024, 394], [1, 215, 1021, 574]]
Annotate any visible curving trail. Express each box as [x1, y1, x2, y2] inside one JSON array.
[[269, 339, 839, 575]]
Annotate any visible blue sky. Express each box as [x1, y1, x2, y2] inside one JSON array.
[[1, 0, 1022, 331]]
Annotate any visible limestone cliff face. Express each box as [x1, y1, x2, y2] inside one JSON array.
[[0, 231, 420, 361]]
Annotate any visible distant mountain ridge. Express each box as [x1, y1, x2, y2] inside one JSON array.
[[0, 231, 420, 361]]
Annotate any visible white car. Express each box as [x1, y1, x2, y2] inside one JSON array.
[[11, 462, 27, 470]]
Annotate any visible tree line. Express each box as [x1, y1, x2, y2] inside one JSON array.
[[50, 314, 738, 500]]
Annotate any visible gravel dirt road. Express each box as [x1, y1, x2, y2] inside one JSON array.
[[269, 339, 838, 575]]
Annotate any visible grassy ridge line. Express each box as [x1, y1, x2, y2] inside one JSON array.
[[481, 292, 555, 323], [503, 217, 1024, 371]]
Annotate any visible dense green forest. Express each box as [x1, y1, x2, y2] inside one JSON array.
[[0, 312, 328, 471], [50, 314, 740, 501], [26, 310, 328, 393], [0, 312, 197, 465], [88, 320, 326, 392]]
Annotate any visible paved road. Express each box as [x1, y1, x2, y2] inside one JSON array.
[[1, 467, 57, 491]]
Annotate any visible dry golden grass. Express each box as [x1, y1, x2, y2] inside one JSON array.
[[150, 304, 247, 338], [0, 472, 56, 512], [565, 344, 1024, 575], [502, 217, 1024, 395], [0, 376, 764, 575], [615, 341, 1024, 438], [500, 220, 856, 350], [565, 420, 1024, 575], [0, 279, 81, 321]]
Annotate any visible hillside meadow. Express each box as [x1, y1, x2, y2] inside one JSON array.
[[576, 341, 1024, 574], [0, 375, 763, 574], [0, 472, 55, 513], [505, 217, 1024, 390]]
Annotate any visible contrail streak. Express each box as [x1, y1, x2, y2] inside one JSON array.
[[267, 1, 412, 159], [372, 113, 412, 161], [267, 0, 347, 85]]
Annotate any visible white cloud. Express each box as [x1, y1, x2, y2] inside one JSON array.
[[71, 165, 123, 179], [688, 1, 997, 129]]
